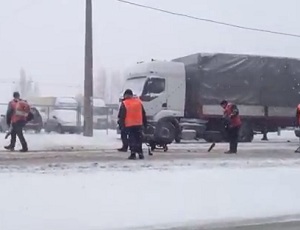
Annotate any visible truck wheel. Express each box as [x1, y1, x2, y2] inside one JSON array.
[[155, 122, 175, 144], [239, 122, 254, 142]]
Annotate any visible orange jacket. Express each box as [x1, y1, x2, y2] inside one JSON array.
[[123, 97, 143, 127], [224, 103, 242, 128], [11, 100, 30, 124]]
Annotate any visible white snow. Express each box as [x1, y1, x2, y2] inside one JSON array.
[[0, 130, 119, 151], [0, 130, 300, 229], [1, 166, 300, 230], [0, 129, 297, 151]]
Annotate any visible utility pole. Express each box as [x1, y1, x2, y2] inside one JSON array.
[[83, 0, 93, 136]]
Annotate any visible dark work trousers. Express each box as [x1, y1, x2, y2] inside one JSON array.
[[10, 121, 27, 150], [227, 126, 240, 153], [127, 126, 143, 154], [120, 128, 129, 150]]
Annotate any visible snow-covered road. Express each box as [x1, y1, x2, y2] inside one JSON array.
[[0, 130, 300, 230], [170, 220, 300, 230], [0, 129, 299, 170], [0, 129, 297, 152], [1, 164, 300, 230]]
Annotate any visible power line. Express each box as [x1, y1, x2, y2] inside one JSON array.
[[117, 0, 300, 38]]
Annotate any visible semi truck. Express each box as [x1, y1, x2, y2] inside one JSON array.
[[121, 53, 300, 146]]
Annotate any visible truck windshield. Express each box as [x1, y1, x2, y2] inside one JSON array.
[[122, 76, 147, 96], [142, 77, 165, 96]]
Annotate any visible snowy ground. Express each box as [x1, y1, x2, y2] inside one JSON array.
[[1, 164, 300, 230], [0, 129, 120, 151], [0, 128, 297, 152], [0, 130, 300, 230]]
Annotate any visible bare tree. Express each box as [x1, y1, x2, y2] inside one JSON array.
[[94, 67, 107, 100], [110, 70, 124, 103], [19, 68, 27, 97], [16, 68, 40, 98]]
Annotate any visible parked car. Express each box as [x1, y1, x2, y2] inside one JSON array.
[[44, 109, 83, 134], [0, 107, 43, 133]]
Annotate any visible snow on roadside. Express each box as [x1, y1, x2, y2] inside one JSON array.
[[0, 129, 297, 152], [1, 166, 300, 230], [0, 129, 120, 151]]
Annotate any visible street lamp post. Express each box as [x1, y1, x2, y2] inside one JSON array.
[[83, 0, 93, 136]]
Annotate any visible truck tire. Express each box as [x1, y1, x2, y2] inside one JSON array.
[[154, 121, 176, 144], [239, 122, 254, 142]]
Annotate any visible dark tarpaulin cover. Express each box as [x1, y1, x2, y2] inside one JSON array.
[[173, 53, 300, 117]]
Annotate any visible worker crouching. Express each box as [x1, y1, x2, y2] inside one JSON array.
[[118, 89, 147, 160]]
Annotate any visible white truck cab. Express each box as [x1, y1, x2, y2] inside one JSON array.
[[122, 60, 186, 121], [121, 60, 187, 145]]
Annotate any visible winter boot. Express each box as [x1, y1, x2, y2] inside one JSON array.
[[4, 145, 14, 151], [128, 153, 136, 160], [117, 147, 128, 152], [224, 150, 234, 154], [138, 152, 144, 160], [224, 150, 237, 154], [19, 148, 28, 152]]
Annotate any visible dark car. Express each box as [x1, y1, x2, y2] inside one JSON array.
[[0, 107, 43, 133]]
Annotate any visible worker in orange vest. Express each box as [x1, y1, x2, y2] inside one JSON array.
[[220, 100, 242, 154], [118, 89, 147, 160], [4, 92, 33, 152]]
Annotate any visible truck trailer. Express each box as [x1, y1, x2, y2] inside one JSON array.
[[121, 53, 300, 147]]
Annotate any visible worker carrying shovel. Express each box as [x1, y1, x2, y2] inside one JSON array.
[[208, 100, 242, 153]]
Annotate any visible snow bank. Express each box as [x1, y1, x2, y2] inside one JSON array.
[[1, 166, 300, 230]]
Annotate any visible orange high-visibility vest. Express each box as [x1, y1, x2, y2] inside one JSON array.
[[11, 100, 30, 123], [224, 103, 242, 128], [123, 97, 143, 127]]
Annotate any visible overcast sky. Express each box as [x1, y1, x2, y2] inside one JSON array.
[[0, 0, 300, 99]]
